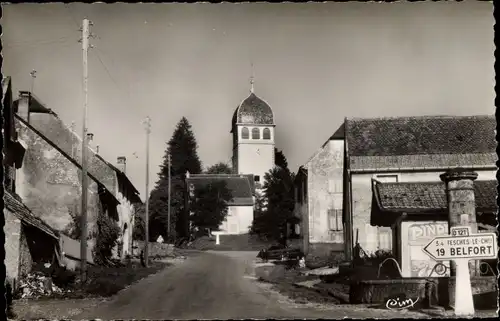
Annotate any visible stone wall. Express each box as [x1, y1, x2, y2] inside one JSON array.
[[15, 118, 103, 240], [18, 225, 33, 279], [132, 241, 174, 257], [27, 113, 116, 192], [5, 209, 22, 284]]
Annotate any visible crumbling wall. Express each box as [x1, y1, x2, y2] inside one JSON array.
[[15, 119, 102, 240], [5, 209, 22, 284], [18, 225, 33, 279]]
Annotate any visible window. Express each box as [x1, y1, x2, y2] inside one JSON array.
[[328, 209, 343, 232], [328, 179, 343, 194], [263, 128, 271, 140], [252, 127, 260, 139], [241, 127, 249, 139], [375, 174, 399, 183], [254, 175, 260, 182]]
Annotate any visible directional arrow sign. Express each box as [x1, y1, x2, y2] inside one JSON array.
[[423, 231, 498, 261]]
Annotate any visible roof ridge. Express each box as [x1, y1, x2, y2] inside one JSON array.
[[346, 114, 495, 122]]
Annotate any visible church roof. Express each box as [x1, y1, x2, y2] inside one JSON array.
[[232, 93, 274, 126], [186, 174, 254, 206]]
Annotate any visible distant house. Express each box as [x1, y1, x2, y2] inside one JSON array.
[[293, 124, 345, 260], [186, 173, 255, 235], [12, 88, 141, 264], [3, 77, 60, 288], [295, 115, 496, 262]]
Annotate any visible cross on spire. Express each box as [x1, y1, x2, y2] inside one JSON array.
[[250, 63, 255, 93]]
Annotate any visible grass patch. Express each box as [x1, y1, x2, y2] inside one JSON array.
[[81, 260, 170, 297], [31, 261, 171, 300]]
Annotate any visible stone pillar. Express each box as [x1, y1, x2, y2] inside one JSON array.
[[440, 168, 480, 308]]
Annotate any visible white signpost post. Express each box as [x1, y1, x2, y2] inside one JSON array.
[[423, 226, 498, 316]]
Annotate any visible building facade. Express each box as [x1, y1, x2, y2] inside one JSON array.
[[293, 126, 345, 260], [3, 77, 60, 287], [11, 87, 141, 263], [295, 115, 496, 263]]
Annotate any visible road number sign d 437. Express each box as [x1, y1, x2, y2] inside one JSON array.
[[423, 228, 498, 261]]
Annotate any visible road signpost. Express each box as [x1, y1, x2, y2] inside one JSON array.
[[423, 226, 498, 316]]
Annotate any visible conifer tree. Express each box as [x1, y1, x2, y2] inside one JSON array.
[[147, 117, 202, 242]]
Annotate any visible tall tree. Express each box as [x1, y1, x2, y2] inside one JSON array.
[[148, 117, 202, 242], [251, 149, 295, 244], [274, 148, 288, 169], [206, 162, 233, 174], [190, 181, 233, 233]]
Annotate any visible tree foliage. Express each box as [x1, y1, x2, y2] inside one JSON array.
[[206, 162, 233, 174], [92, 212, 121, 265], [132, 203, 145, 241], [148, 117, 202, 242], [274, 148, 288, 169], [251, 148, 296, 245], [190, 181, 233, 232]]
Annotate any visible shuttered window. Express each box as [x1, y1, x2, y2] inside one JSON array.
[[328, 209, 343, 232]]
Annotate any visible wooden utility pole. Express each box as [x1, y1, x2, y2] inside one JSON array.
[[80, 18, 91, 282], [143, 116, 151, 267], [167, 153, 172, 243]]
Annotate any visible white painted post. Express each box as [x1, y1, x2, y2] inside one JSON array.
[[454, 259, 475, 316]]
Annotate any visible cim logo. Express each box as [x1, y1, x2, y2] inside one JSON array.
[[409, 223, 448, 243]]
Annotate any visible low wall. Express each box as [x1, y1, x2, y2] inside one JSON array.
[[60, 234, 94, 270], [349, 276, 498, 309], [133, 241, 174, 257], [305, 242, 344, 269]]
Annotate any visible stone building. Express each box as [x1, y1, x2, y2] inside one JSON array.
[[12, 88, 141, 263], [3, 76, 60, 288], [295, 115, 496, 262]]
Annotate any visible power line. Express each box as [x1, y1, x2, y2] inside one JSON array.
[[65, 4, 80, 29], [3, 36, 73, 49], [92, 49, 121, 92]]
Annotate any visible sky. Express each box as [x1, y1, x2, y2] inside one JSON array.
[[2, 2, 495, 200]]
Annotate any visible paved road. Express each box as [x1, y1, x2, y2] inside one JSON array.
[[76, 251, 427, 320]]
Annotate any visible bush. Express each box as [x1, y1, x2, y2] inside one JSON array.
[[93, 213, 121, 265], [51, 265, 77, 288]]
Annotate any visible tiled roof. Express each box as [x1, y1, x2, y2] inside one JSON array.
[[350, 153, 497, 171], [373, 180, 497, 213], [345, 115, 496, 157], [95, 154, 142, 204], [4, 190, 59, 239], [232, 93, 274, 126], [187, 174, 254, 206]]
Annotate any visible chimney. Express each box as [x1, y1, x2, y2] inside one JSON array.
[[440, 168, 479, 308], [87, 133, 94, 141], [96, 145, 100, 154], [17, 91, 32, 123], [117, 156, 126, 173]]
